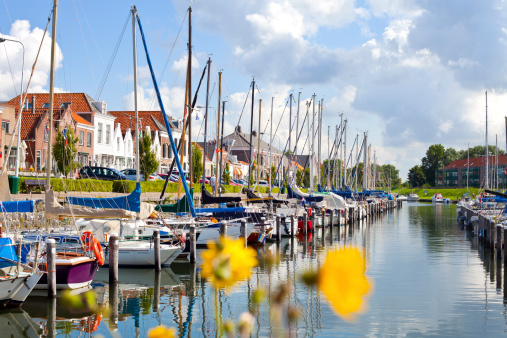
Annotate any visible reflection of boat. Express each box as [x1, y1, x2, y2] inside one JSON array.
[[407, 193, 419, 202], [0, 309, 42, 337], [92, 267, 181, 287]]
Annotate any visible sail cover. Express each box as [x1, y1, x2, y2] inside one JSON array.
[[0, 200, 34, 213], [66, 182, 141, 212]]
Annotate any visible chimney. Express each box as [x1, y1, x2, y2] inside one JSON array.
[[32, 95, 35, 114]]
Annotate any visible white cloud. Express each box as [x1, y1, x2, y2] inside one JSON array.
[[0, 20, 63, 100]]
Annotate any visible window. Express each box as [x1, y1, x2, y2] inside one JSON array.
[[106, 125, 111, 145], [23, 103, 32, 109], [87, 133, 91, 147], [117, 137, 120, 151], [59, 102, 71, 108], [168, 143, 172, 158], [2, 122, 9, 134], [97, 123, 103, 143], [79, 131, 84, 145], [42, 102, 49, 108]]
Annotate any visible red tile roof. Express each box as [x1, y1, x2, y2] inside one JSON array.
[[444, 154, 507, 169], [72, 112, 92, 126], [6, 93, 97, 114], [109, 111, 175, 134]]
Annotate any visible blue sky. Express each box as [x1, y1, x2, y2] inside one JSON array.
[[2, 0, 507, 181]]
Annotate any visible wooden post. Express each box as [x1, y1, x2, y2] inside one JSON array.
[[349, 207, 354, 223], [189, 226, 196, 263], [240, 220, 247, 247], [504, 226, 507, 265], [329, 211, 334, 228], [220, 220, 228, 238], [32, 242, 40, 273], [290, 215, 295, 238], [276, 215, 282, 242], [260, 217, 266, 239], [47, 239, 56, 298], [303, 212, 308, 235], [311, 212, 315, 233], [153, 230, 161, 272], [16, 240, 22, 276], [109, 233, 118, 284], [497, 224, 502, 257]]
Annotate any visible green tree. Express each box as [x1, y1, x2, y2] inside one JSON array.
[[138, 133, 159, 182], [302, 168, 310, 187], [408, 165, 426, 187], [378, 164, 400, 189], [443, 147, 459, 166], [192, 145, 203, 184], [223, 162, 231, 184], [296, 168, 303, 186], [52, 128, 79, 177], [421, 144, 445, 185]]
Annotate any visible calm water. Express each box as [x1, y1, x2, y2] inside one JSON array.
[[5, 203, 507, 337]]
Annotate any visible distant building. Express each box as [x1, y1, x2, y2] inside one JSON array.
[[435, 155, 507, 188]]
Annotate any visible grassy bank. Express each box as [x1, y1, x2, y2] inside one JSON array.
[[393, 187, 481, 200]]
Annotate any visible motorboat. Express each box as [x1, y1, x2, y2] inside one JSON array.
[[431, 193, 444, 203], [407, 193, 419, 202]]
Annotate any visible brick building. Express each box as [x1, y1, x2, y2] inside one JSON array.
[[435, 154, 507, 188]]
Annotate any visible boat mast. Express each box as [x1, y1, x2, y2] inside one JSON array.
[[344, 118, 347, 187], [187, 7, 193, 189], [132, 6, 141, 183], [215, 71, 222, 196], [289, 93, 292, 165], [310, 94, 316, 192], [247, 79, 255, 195], [296, 92, 301, 166], [269, 96, 273, 193], [201, 57, 211, 188], [219, 100, 225, 196], [46, 0, 58, 190], [256, 99, 262, 192], [485, 91, 489, 189], [467, 143, 469, 195]]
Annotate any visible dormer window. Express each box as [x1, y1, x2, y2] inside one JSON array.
[[23, 103, 32, 109], [42, 103, 49, 108], [60, 102, 71, 108]]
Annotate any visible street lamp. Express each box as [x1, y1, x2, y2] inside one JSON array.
[[0, 37, 25, 179]]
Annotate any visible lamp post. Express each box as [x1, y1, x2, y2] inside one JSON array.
[[0, 37, 25, 179]]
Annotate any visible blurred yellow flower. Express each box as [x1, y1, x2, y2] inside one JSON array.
[[201, 236, 258, 289], [147, 325, 176, 338], [318, 247, 372, 321]]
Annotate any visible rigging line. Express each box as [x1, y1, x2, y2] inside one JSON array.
[[148, 9, 188, 110], [78, 0, 105, 65], [96, 11, 131, 100], [71, 0, 98, 93], [236, 86, 251, 126], [0, 30, 18, 97], [2, 0, 12, 25]]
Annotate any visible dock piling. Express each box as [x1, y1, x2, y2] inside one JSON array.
[[154, 230, 161, 272], [220, 220, 228, 238], [303, 212, 308, 235], [290, 215, 295, 238], [109, 233, 119, 283], [276, 215, 282, 242], [240, 220, 247, 247], [189, 226, 196, 263], [47, 238, 56, 298]]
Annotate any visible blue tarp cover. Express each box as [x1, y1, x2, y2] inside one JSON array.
[[0, 237, 17, 268], [66, 182, 141, 212], [195, 207, 246, 213], [0, 200, 35, 213]]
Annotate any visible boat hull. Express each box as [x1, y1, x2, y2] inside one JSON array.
[[103, 242, 182, 267], [35, 258, 98, 290]]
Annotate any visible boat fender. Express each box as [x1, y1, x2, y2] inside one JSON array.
[[308, 208, 312, 217], [93, 238, 105, 266], [81, 231, 94, 252]]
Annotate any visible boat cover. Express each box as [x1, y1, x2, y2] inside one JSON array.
[[195, 207, 246, 213], [156, 190, 193, 213], [201, 187, 241, 205], [287, 185, 324, 202], [0, 200, 34, 213], [66, 182, 141, 212]]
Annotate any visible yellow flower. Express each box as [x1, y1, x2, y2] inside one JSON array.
[[147, 325, 176, 338], [200, 236, 258, 289], [318, 247, 372, 321]]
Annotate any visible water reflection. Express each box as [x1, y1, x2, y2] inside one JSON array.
[[2, 205, 507, 336]]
